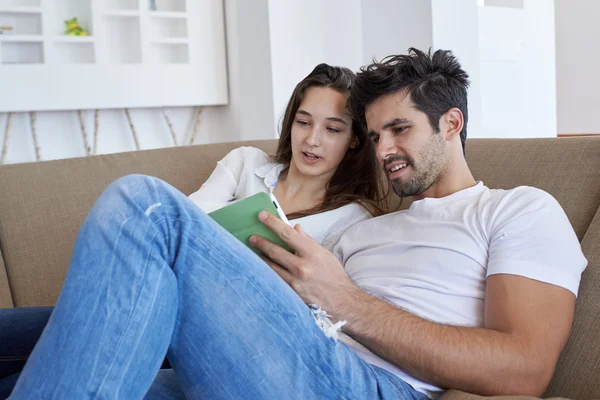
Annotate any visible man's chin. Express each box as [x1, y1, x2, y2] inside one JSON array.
[[391, 182, 423, 198]]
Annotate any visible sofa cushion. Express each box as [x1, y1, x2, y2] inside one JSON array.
[[0, 140, 277, 307]]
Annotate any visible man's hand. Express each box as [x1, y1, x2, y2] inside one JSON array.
[[249, 211, 357, 310]]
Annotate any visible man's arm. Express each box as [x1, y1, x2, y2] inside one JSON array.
[[333, 274, 574, 396], [250, 211, 576, 396]]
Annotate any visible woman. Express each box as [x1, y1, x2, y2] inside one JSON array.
[[0, 63, 387, 398], [189, 62, 385, 248]]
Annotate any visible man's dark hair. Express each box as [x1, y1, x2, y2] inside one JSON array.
[[349, 48, 471, 153]]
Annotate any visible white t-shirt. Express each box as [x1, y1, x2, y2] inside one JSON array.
[[333, 182, 587, 398], [188, 146, 372, 249]]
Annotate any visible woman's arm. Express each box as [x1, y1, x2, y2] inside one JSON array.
[[188, 147, 249, 213]]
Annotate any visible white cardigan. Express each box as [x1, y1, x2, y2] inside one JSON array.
[[188, 146, 371, 250]]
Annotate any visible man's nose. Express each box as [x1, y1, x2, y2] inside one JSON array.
[[376, 133, 397, 162]]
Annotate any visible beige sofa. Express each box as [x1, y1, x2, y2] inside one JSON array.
[[0, 138, 599, 399]]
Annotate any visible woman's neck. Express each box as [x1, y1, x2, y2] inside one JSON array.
[[273, 163, 330, 215]]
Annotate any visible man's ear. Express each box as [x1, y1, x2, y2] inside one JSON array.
[[441, 108, 464, 141]]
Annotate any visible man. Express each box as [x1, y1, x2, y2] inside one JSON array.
[[9, 49, 586, 399]]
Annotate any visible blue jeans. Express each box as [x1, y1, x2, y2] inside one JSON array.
[[0, 307, 173, 398], [0, 307, 53, 380], [0, 307, 52, 399], [9, 175, 426, 400]]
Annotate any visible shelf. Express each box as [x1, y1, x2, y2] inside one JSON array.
[[1, 41, 43, 64], [152, 0, 186, 13], [0, 34, 42, 42], [53, 0, 93, 36], [148, 11, 187, 19], [0, 10, 42, 35], [104, 10, 140, 18], [53, 36, 95, 43], [104, 15, 141, 64], [104, 0, 138, 11], [0, 0, 229, 111], [0, 6, 42, 14], [55, 42, 94, 64], [152, 38, 189, 45], [0, 0, 40, 8], [150, 42, 188, 64], [149, 15, 187, 39]]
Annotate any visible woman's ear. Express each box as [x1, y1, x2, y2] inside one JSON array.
[[349, 136, 359, 149]]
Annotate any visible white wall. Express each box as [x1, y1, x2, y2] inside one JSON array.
[[478, 0, 557, 138], [431, 0, 484, 138], [4, 0, 583, 165], [555, 0, 600, 134], [0, 107, 209, 165], [267, 0, 364, 135], [215, 0, 275, 142], [361, 0, 433, 64]]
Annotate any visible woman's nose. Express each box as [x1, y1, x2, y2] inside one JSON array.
[[306, 127, 321, 146]]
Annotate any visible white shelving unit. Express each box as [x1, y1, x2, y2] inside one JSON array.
[[0, 0, 228, 111]]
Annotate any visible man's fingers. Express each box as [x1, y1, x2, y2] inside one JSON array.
[[250, 234, 298, 272], [257, 211, 310, 253], [259, 255, 294, 286]]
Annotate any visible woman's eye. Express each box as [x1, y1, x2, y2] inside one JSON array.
[[327, 127, 341, 133], [296, 120, 309, 126]]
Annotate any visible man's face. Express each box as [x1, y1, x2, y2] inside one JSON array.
[[365, 91, 448, 198]]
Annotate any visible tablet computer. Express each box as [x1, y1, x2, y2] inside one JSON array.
[[208, 192, 293, 253]]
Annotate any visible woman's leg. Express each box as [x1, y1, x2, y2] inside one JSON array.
[[0, 307, 52, 379], [0, 373, 20, 399], [10, 175, 425, 400]]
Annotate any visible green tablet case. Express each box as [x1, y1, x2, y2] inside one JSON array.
[[208, 192, 293, 253]]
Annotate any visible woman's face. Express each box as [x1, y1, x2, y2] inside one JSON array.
[[290, 86, 355, 181]]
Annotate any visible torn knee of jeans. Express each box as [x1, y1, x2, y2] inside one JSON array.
[[145, 202, 162, 216], [309, 304, 347, 340]]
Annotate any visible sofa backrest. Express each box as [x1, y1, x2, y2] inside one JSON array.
[[0, 247, 12, 307], [463, 137, 600, 398], [0, 140, 277, 307], [544, 206, 600, 399], [0, 137, 599, 398]]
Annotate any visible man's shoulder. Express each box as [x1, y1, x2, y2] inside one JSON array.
[[486, 185, 559, 211], [483, 185, 565, 227]]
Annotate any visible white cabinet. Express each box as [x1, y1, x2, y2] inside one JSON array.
[[0, 0, 228, 112]]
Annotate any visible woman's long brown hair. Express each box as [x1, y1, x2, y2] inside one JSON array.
[[272, 63, 389, 219]]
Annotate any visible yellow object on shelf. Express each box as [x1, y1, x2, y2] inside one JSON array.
[[64, 17, 89, 36]]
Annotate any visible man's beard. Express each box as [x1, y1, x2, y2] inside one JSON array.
[[385, 134, 446, 198], [390, 167, 435, 198]]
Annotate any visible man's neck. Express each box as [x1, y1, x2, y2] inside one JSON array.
[[413, 157, 477, 201]]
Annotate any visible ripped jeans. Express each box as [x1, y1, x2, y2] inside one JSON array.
[[9, 175, 426, 400]]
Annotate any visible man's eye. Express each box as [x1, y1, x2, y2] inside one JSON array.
[[371, 135, 379, 144], [393, 126, 408, 135]]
